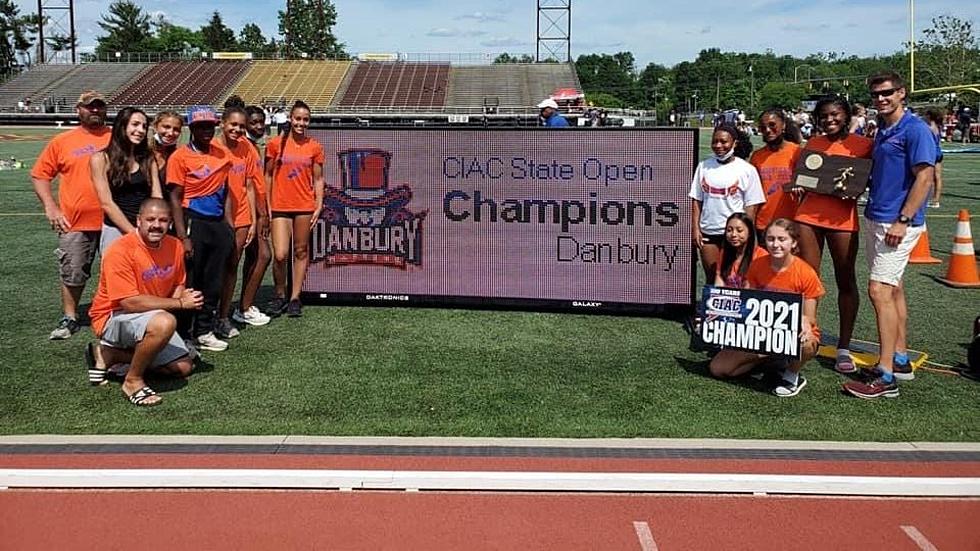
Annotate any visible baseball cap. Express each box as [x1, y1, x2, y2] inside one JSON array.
[[76, 90, 106, 106], [186, 105, 219, 125], [537, 98, 559, 110]]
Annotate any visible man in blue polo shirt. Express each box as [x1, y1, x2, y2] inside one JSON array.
[[844, 71, 936, 400], [538, 99, 569, 127]]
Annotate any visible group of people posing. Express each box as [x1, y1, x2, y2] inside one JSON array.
[[691, 70, 940, 400], [32, 91, 324, 406], [31, 69, 936, 407]]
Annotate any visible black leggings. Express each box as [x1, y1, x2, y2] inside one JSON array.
[[186, 213, 234, 337]]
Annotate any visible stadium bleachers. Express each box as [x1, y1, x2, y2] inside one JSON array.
[[445, 63, 582, 109], [29, 63, 152, 107], [226, 60, 351, 110], [0, 59, 583, 116], [111, 61, 250, 107], [336, 62, 450, 108], [0, 65, 76, 108]]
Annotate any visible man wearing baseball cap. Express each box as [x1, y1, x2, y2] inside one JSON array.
[[538, 98, 569, 128], [166, 106, 235, 352], [31, 90, 111, 340]]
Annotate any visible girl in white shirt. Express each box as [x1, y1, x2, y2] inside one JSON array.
[[689, 123, 765, 280]]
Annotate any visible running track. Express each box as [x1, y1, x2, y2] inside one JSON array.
[[2, 437, 979, 550]]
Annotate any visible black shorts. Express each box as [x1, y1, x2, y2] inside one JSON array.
[[702, 233, 725, 247], [271, 210, 314, 219]]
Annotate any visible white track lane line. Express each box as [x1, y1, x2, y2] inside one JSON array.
[[900, 525, 939, 551], [1, 470, 980, 496], [633, 521, 659, 551]]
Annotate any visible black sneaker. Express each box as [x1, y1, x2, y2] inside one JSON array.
[[49, 316, 80, 340], [214, 318, 240, 339], [265, 297, 287, 317], [893, 360, 915, 381], [286, 299, 302, 318]]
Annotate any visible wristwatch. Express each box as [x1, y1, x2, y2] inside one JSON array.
[[896, 214, 911, 225]]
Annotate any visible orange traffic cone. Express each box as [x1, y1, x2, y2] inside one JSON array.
[[937, 209, 980, 288], [909, 229, 942, 264]]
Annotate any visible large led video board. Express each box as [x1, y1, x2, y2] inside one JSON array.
[[302, 128, 697, 312]]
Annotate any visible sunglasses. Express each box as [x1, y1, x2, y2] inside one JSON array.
[[869, 88, 898, 99]]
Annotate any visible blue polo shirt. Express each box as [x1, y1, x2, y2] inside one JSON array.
[[543, 112, 569, 127], [866, 111, 936, 226]]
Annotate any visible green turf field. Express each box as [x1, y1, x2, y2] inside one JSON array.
[[1, 126, 978, 440]]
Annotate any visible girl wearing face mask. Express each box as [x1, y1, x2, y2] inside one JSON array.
[[792, 96, 872, 375], [710, 218, 824, 398], [689, 123, 765, 281], [750, 109, 802, 243], [91, 106, 162, 252]]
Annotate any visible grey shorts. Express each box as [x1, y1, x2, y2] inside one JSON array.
[[55, 231, 100, 287], [100, 310, 189, 368]]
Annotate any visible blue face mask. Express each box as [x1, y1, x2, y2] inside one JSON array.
[[154, 133, 177, 147]]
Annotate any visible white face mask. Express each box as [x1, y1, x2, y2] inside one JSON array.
[[154, 133, 177, 147], [714, 147, 735, 162]]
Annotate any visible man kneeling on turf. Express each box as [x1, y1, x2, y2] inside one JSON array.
[[87, 198, 203, 406]]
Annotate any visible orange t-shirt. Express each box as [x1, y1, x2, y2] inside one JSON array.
[[750, 142, 802, 230], [89, 232, 186, 337], [717, 246, 768, 288], [224, 140, 263, 228], [746, 255, 826, 338], [165, 143, 233, 210], [30, 126, 111, 232], [266, 135, 324, 212], [246, 140, 267, 209], [793, 134, 873, 232]]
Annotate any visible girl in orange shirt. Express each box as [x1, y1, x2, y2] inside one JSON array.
[[749, 108, 802, 242], [214, 104, 262, 338], [793, 97, 873, 374], [266, 100, 325, 317], [710, 218, 825, 397], [714, 212, 767, 288]]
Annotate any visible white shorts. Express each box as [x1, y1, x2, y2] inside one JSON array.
[[865, 221, 925, 286]]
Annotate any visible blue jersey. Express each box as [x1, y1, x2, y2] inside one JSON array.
[[866, 111, 935, 226], [543, 112, 569, 127]]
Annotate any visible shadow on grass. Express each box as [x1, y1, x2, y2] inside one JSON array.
[[675, 354, 776, 395]]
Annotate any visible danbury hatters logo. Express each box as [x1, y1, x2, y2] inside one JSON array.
[[311, 149, 427, 268]]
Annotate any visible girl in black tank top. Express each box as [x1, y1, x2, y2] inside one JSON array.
[[91, 107, 162, 235]]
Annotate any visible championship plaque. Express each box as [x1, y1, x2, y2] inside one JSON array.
[[786, 151, 871, 199]]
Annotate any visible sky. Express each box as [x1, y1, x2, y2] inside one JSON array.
[[15, 0, 980, 68]]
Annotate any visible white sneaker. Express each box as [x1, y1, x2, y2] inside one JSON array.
[[233, 306, 271, 326], [195, 332, 229, 352]]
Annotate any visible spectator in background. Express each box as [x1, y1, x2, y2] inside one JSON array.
[[537, 99, 569, 127], [31, 90, 111, 340], [923, 108, 945, 208], [958, 106, 974, 143], [850, 103, 868, 135], [273, 107, 289, 134]]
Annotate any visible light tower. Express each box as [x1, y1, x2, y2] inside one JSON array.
[[536, 0, 571, 63], [37, 0, 77, 64]]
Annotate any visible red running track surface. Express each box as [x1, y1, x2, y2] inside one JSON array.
[[1, 490, 979, 550]]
